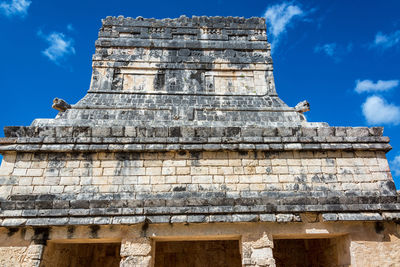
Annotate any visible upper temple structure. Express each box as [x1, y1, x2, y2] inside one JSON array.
[[0, 15, 399, 267], [33, 15, 319, 128]]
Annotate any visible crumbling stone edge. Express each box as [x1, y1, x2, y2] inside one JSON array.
[[1, 212, 400, 227]]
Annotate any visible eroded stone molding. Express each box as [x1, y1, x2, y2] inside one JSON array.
[[120, 238, 152, 267], [242, 233, 275, 267], [0, 15, 399, 266]]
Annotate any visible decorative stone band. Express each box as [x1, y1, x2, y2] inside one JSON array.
[[101, 16, 267, 29], [0, 126, 391, 152], [1, 212, 400, 227], [98, 16, 268, 45], [0, 193, 399, 227]]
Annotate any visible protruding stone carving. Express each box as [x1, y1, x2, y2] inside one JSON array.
[[295, 100, 310, 113], [52, 98, 71, 112]]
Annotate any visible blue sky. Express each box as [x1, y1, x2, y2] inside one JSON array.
[[1, 0, 400, 187]]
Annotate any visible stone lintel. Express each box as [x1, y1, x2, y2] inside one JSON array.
[[2, 211, 400, 227]]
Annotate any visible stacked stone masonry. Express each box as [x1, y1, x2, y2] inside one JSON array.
[[0, 15, 399, 267]]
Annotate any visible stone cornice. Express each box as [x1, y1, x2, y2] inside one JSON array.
[[0, 126, 391, 153]]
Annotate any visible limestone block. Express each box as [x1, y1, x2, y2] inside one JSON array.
[[242, 233, 275, 267], [190, 166, 209, 175], [192, 175, 212, 183], [161, 167, 175, 175], [170, 215, 187, 223], [120, 238, 151, 257], [120, 256, 151, 267], [12, 169, 27, 176], [11, 185, 33, 195], [176, 175, 191, 183], [276, 214, 294, 222], [32, 177, 45, 185], [272, 166, 288, 174], [176, 167, 190, 175], [260, 214, 276, 222], [152, 185, 171, 192], [18, 177, 33, 185], [25, 244, 44, 260], [33, 186, 51, 194], [382, 212, 400, 220], [145, 167, 162, 175], [225, 175, 239, 183], [251, 247, 274, 265]]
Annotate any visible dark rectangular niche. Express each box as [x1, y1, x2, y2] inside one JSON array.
[[40, 242, 121, 267], [273, 236, 350, 267], [154, 240, 242, 267]]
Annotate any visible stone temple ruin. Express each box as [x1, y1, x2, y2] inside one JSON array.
[[0, 15, 400, 267]]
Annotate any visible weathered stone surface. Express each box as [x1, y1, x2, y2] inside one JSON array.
[[52, 98, 71, 112], [0, 15, 399, 267], [382, 212, 400, 220], [120, 238, 151, 257], [18, 15, 325, 129], [260, 214, 276, 222], [276, 214, 295, 223]]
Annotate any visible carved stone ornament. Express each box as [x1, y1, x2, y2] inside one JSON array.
[[52, 98, 71, 112], [295, 100, 310, 113]]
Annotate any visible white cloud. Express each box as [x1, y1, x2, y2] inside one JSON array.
[[38, 31, 75, 64], [371, 30, 400, 50], [362, 95, 400, 125], [0, 0, 31, 17], [314, 42, 353, 62], [355, 79, 399, 93], [314, 43, 337, 57], [264, 2, 306, 52], [390, 155, 400, 176]]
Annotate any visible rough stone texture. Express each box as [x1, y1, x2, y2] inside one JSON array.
[[26, 15, 320, 128], [0, 150, 398, 225], [0, 15, 399, 266], [120, 238, 152, 267], [242, 233, 275, 267], [0, 242, 43, 267], [0, 221, 397, 266], [350, 235, 400, 267], [0, 125, 391, 153]]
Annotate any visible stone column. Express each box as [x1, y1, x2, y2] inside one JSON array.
[[120, 237, 152, 267], [22, 243, 44, 267], [242, 233, 275, 267]]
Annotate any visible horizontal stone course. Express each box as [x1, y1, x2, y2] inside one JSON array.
[[1, 209, 398, 227], [0, 15, 398, 236], [0, 149, 395, 216], [3, 126, 386, 139], [1, 126, 390, 152], [1, 195, 399, 218]]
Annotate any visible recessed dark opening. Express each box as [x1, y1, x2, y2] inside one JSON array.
[[154, 240, 242, 267], [273, 237, 350, 267], [40, 242, 121, 267]]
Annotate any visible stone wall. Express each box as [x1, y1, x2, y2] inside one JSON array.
[[350, 223, 400, 266], [0, 150, 393, 199], [0, 14, 399, 267], [0, 148, 398, 227], [0, 221, 398, 266], [0, 227, 43, 267], [92, 16, 273, 96], [28, 15, 310, 128]]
